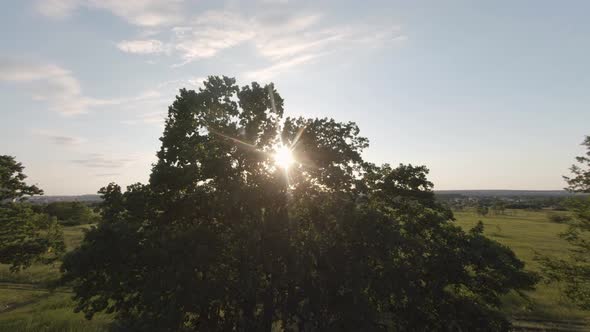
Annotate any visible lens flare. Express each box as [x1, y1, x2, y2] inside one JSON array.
[[274, 145, 294, 169]]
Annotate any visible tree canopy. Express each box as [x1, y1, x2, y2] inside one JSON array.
[[62, 76, 537, 331], [541, 136, 590, 309], [564, 136, 590, 193], [40, 201, 100, 226], [0, 155, 43, 202], [0, 156, 64, 271]]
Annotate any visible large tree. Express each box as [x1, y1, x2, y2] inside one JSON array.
[[0, 156, 64, 271], [62, 76, 537, 331], [540, 136, 590, 309]]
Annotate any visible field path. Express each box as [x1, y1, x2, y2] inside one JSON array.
[[513, 317, 590, 331], [0, 282, 72, 315]]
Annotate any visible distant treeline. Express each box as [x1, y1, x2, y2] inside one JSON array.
[[435, 190, 573, 197], [27, 194, 102, 204], [435, 193, 587, 211]]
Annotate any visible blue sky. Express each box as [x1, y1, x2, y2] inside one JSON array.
[[1, 0, 589, 195]]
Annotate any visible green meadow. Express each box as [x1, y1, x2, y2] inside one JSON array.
[[454, 209, 590, 331], [0, 225, 111, 332], [0, 210, 588, 331]]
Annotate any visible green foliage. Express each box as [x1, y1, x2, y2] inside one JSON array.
[[41, 202, 100, 226], [540, 136, 590, 310], [477, 204, 490, 217], [564, 136, 590, 193], [62, 76, 538, 331], [0, 156, 64, 272], [492, 200, 506, 215], [0, 156, 42, 202], [540, 197, 590, 310], [547, 212, 572, 224], [0, 204, 64, 272]]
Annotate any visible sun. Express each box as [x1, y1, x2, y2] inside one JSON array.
[[274, 145, 294, 169]]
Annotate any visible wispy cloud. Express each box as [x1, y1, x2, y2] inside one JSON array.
[[117, 39, 165, 54], [165, 11, 326, 67], [95, 172, 121, 177], [121, 111, 166, 126], [50, 135, 83, 145], [0, 60, 70, 82], [34, 130, 86, 146], [0, 58, 110, 115], [36, 0, 185, 27], [72, 153, 135, 169], [246, 17, 405, 78], [35, 0, 79, 19], [35, 1, 405, 79], [171, 11, 256, 65], [121, 76, 205, 125], [245, 53, 321, 81], [156, 76, 205, 89], [124, 9, 404, 77], [0, 57, 165, 115], [259, 0, 289, 3]]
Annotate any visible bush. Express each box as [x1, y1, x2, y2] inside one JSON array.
[[547, 212, 572, 224]]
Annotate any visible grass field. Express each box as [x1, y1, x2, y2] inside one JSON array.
[[454, 209, 590, 331], [0, 225, 111, 332], [0, 211, 588, 331]]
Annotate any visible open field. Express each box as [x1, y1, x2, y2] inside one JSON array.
[[454, 209, 590, 331], [0, 225, 111, 332], [0, 211, 588, 331]]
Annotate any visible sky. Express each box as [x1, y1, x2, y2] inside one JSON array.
[[1, 0, 589, 195]]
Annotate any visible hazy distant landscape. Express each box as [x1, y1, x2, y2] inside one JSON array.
[[436, 190, 575, 197], [26, 190, 582, 205]]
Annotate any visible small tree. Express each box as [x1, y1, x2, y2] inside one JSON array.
[[540, 136, 590, 309], [546, 212, 572, 224], [492, 200, 506, 215], [0, 156, 64, 271], [477, 204, 489, 217]]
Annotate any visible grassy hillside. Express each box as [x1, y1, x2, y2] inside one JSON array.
[[0, 211, 588, 331]]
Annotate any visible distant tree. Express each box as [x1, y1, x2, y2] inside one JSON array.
[[491, 200, 506, 215], [540, 136, 590, 309], [43, 201, 100, 225], [0, 156, 64, 271], [546, 212, 572, 224], [477, 204, 489, 217], [62, 76, 537, 331]]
